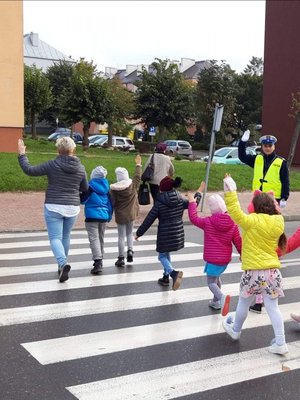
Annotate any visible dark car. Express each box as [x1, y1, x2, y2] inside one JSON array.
[[47, 130, 83, 144]]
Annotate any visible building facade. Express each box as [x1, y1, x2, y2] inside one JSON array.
[[0, 1, 24, 152], [263, 0, 300, 165]]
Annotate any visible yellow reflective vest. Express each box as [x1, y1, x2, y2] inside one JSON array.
[[252, 154, 283, 199]]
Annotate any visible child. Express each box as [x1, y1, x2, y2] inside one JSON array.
[[222, 174, 288, 355], [187, 182, 241, 316], [277, 227, 300, 326], [247, 191, 280, 314], [81, 166, 113, 274], [135, 176, 188, 290], [110, 154, 142, 267]]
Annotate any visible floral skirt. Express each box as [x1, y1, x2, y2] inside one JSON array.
[[240, 268, 284, 299]]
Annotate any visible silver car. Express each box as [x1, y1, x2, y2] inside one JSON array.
[[90, 135, 135, 151], [164, 140, 193, 156]]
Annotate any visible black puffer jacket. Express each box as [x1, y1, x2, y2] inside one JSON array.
[[136, 190, 188, 253]]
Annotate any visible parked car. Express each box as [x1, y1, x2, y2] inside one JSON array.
[[202, 146, 257, 165], [163, 140, 193, 156], [47, 130, 83, 144], [88, 134, 108, 146], [230, 138, 257, 147], [91, 135, 135, 151]]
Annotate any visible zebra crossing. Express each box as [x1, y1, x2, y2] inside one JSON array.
[[1, 226, 300, 400]]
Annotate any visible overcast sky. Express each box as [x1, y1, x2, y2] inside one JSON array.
[[23, 0, 266, 73]]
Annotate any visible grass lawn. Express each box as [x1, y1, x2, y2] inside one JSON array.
[[1, 138, 300, 192]]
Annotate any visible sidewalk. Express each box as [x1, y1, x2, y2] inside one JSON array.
[[1, 191, 300, 232]]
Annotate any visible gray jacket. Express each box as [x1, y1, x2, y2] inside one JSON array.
[[18, 154, 88, 205]]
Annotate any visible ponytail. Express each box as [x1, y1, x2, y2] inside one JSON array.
[[278, 232, 287, 255]]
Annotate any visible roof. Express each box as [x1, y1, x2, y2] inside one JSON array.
[[182, 60, 212, 80], [24, 32, 75, 69]]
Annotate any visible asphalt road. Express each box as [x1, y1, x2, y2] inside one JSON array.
[[0, 222, 300, 400]]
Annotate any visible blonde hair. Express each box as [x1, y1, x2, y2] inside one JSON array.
[[56, 137, 76, 155]]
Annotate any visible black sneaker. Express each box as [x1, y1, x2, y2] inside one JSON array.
[[115, 256, 125, 267], [91, 259, 103, 275], [158, 275, 170, 286], [59, 264, 71, 283], [127, 250, 134, 263], [249, 303, 262, 313], [170, 270, 183, 291]]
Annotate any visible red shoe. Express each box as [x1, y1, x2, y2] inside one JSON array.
[[221, 294, 231, 317]]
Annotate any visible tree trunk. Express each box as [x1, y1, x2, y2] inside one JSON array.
[[107, 122, 113, 148], [158, 125, 166, 142], [287, 112, 300, 170], [82, 123, 90, 150], [31, 111, 37, 140]]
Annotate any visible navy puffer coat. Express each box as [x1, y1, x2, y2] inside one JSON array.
[[136, 189, 188, 253]]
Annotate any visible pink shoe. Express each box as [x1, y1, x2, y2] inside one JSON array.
[[290, 313, 300, 325]]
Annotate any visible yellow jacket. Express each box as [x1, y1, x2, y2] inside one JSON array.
[[224, 191, 284, 271]]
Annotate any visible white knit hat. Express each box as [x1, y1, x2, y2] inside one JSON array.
[[115, 167, 129, 182], [207, 194, 227, 214], [91, 166, 107, 179]]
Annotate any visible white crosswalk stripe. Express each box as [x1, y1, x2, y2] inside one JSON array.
[[1, 228, 300, 400]]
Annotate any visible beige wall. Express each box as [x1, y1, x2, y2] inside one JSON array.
[[0, 1, 23, 152]]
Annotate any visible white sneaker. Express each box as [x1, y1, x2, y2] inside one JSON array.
[[222, 316, 241, 340], [221, 294, 231, 317], [268, 342, 289, 355], [208, 300, 221, 310]]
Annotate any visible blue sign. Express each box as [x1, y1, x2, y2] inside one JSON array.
[[149, 126, 156, 136]]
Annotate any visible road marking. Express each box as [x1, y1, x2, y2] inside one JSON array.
[[0, 235, 160, 249], [0, 242, 198, 260], [2, 275, 300, 326], [0, 229, 118, 239], [0, 253, 240, 277], [66, 341, 300, 400], [21, 302, 300, 365]]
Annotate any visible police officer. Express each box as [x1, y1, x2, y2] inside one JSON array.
[[238, 130, 290, 207], [238, 129, 290, 313]]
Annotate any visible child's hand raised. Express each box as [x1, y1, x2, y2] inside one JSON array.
[[223, 174, 237, 192], [197, 181, 206, 193], [135, 154, 142, 165]]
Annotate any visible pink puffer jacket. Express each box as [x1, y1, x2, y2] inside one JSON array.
[[188, 202, 242, 265]]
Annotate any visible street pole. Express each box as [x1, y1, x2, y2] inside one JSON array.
[[200, 103, 224, 212]]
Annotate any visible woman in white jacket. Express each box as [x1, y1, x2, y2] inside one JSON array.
[[143, 142, 174, 202]]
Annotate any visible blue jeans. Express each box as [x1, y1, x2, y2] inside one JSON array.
[[44, 207, 78, 267], [158, 252, 174, 276]]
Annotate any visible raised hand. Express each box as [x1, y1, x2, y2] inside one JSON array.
[[197, 181, 206, 193], [18, 139, 26, 155], [241, 130, 250, 142], [223, 174, 237, 192], [135, 154, 142, 165]]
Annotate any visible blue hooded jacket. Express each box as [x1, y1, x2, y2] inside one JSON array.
[[82, 178, 113, 222]]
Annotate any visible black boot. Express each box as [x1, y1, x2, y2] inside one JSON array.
[[158, 274, 170, 286], [59, 264, 71, 283], [115, 256, 125, 267], [91, 259, 103, 275], [127, 249, 134, 263]]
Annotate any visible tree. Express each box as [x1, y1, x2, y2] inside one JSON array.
[[135, 58, 195, 142], [59, 59, 112, 148], [243, 56, 263, 76], [24, 65, 53, 139], [195, 60, 238, 134], [235, 57, 263, 127], [105, 78, 135, 146], [42, 60, 75, 127]]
